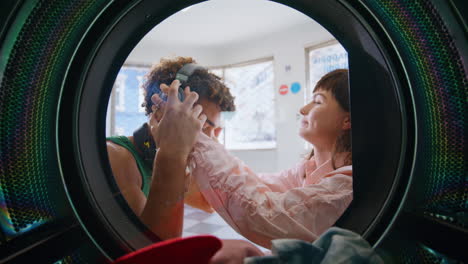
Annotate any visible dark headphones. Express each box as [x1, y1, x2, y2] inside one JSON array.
[[133, 63, 205, 167], [174, 63, 205, 101], [149, 63, 205, 102]]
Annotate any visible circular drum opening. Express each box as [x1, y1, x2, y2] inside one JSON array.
[[61, 0, 408, 257], [1, 0, 466, 262]]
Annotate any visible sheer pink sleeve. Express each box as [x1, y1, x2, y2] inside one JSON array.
[[255, 160, 306, 192], [188, 133, 353, 248]]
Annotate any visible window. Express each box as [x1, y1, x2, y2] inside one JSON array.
[[108, 59, 276, 151], [210, 58, 276, 150], [108, 64, 150, 136], [306, 40, 348, 101]]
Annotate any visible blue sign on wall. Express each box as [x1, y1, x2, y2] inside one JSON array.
[[291, 82, 301, 94]]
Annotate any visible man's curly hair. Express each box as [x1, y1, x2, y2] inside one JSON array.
[[142, 56, 236, 116]]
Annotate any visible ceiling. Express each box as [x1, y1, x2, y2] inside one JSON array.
[[141, 0, 319, 47]]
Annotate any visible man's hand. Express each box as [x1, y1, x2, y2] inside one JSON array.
[[148, 80, 206, 159]]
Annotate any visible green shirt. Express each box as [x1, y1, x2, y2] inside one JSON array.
[[107, 136, 152, 196]]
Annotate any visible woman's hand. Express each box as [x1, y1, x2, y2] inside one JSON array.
[[210, 239, 264, 264], [149, 80, 206, 160]]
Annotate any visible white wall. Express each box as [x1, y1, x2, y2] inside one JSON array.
[[125, 21, 335, 173], [125, 41, 222, 67]]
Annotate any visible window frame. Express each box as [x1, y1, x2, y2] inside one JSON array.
[[304, 39, 342, 103]]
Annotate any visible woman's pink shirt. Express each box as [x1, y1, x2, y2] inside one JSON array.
[[188, 133, 353, 248]]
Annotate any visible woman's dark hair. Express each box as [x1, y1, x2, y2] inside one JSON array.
[[142, 56, 236, 115], [308, 69, 351, 169]]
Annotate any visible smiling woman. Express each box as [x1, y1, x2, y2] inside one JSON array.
[[182, 69, 353, 249], [0, 0, 466, 263], [301, 70, 351, 168]]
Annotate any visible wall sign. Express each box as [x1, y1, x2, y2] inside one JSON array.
[[279, 84, 288, 95], [291, 82, 301, 94]]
